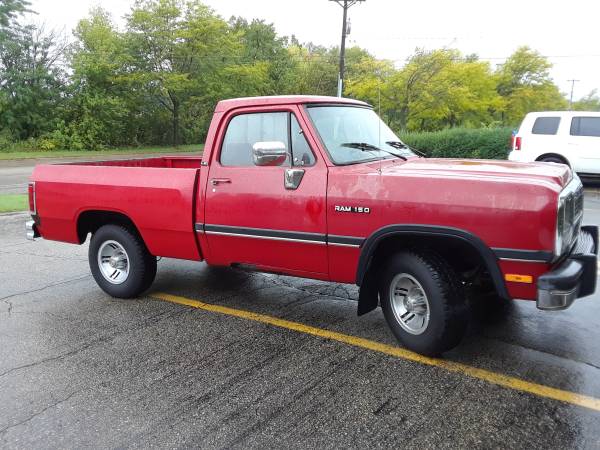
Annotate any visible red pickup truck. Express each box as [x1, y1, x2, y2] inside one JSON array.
[[26, 95, 597, 355]]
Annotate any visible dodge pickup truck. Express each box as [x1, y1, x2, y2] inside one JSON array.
[[26, 95, 598, 356]]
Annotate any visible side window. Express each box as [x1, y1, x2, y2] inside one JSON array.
[[291, 115, 316, 166], [532, 117, 561, 135], [570, 117, 600, 137], [221, 112, 289, 166]]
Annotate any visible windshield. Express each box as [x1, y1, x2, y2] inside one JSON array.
[[306, 105, 415, 165]]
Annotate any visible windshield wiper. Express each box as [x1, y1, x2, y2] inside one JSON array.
[[386, 141, 427, 157], [341, 142, 407, 161]]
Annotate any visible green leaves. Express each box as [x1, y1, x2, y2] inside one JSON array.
[[400, 127, 513, 160], [0, 0, 577, 152], [346, 46, 567, 131], [0, 23, 66, 140], [0, 0, 30, 29]]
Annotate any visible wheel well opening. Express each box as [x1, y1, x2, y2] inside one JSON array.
[[365, 234, 501, 294], [77, 210, 140, 244], [536, 153, 570, 166]]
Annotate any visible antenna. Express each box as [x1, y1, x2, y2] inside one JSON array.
[[378, 74, 382, 174]]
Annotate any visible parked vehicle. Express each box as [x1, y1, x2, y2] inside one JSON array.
[[26, 96, 597, 356], [509, 111, 600, 176]]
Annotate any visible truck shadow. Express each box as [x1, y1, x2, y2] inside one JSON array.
[[151, 260, 539, 357]]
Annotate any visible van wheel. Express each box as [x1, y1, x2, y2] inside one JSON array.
[[539, 156, 566, 165], [89, 224, 157, 298], [379, 250, 469, 356]]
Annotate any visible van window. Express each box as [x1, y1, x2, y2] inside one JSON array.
[[532, 117, 561, 135], [570, 117, 600, 137]]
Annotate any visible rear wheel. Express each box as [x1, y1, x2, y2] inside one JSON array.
[[379, 250, 469, 356], [89, 224, 156, 298]]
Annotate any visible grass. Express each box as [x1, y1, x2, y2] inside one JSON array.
[[0, 144, 203, 160], [0, 194, 28, 213]]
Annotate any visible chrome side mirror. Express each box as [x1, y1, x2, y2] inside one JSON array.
[[252, 141, 288, 166]]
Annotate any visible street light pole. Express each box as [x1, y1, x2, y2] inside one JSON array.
[[330, 0, 364, 97]]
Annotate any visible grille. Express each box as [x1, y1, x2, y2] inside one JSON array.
[[557, 177, 585, 256], [573, 185, 584, 222], [573, 228, 594, 255]]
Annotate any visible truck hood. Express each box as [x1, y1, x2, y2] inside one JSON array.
[[380, 157, 571, 189]]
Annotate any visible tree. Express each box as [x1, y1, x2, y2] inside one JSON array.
[[228, 17, 296, 94], [573, 90, 600, 112], [496, 46, 567, 124], [286, 43, 338, 96], [406, 57, 504, 130], [0, 23, 67, 139], [0, 0, 30, 29], [64, 8, 132, 149], [126, 0, 238, 144], [344, 47, 395, 114]]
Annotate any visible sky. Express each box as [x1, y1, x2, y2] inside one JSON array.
[[27, 0, 600, 100]]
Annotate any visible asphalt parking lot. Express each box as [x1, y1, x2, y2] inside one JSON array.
[[2, 194, 600, 448]]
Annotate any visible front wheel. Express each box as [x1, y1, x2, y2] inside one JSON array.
[[379, 250, 469, 356], [89, 224, 157, 298]]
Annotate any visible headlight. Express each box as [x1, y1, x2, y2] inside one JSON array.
[[555, 175, 584, 257]]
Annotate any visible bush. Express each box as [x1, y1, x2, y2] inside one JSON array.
[[398, 127, 513, 160]]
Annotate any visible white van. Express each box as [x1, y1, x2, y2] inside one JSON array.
[[508, 111, 600, 176]]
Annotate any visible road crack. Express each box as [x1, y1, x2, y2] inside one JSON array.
[[0, 274, 90, 303], [0, 391, 78, 436]]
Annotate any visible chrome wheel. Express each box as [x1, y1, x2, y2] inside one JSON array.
[[97, 240, 130, 285], [389, 273, 430, 335]]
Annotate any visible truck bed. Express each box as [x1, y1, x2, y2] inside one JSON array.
[[31, 156, 203, 261], [72, 155, 202, 169]]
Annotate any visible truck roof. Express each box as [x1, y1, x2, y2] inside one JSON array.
[[215, 95, 370, 113]]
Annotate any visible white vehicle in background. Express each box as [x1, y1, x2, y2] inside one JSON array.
[[509, 111, 600, 176]]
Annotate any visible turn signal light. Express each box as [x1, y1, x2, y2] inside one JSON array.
[[504, 273, 532, 284]]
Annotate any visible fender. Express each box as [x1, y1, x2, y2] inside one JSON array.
[[355, 224, 510, 316]]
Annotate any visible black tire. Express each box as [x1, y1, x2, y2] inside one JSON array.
[[89, 224, 157, 298], [379, 250, 469, 356]]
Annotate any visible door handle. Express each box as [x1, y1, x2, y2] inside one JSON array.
[[284, 169, 305, 190], [211, 178, 231, 186]]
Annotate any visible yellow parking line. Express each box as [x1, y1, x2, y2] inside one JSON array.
[[153, 292, 600, 413]]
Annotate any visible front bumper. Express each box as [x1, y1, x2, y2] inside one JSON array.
[[537, 225, 598, 310]]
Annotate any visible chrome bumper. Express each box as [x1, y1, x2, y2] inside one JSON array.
[[25, 220, 38, 241], [537, 226, 598, 310]]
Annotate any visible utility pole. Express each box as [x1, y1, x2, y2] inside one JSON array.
[[568, 79, 580, 110], [330, 0, 364, 97]]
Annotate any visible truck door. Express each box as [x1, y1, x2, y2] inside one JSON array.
[[203, 106, 329, 277]]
